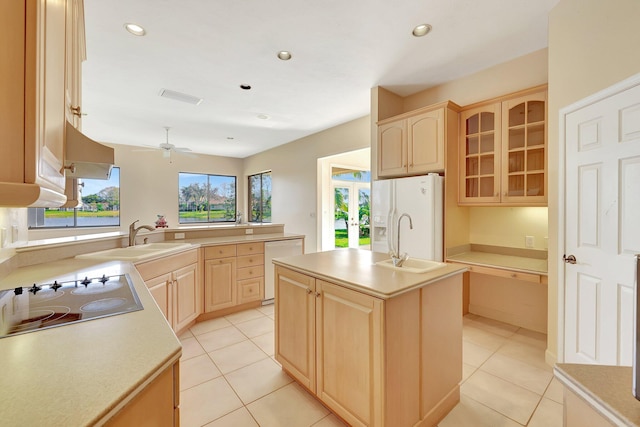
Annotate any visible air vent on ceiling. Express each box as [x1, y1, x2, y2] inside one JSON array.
[[158, 88, 204, 105]]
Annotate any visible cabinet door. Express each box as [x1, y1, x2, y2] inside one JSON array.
[[204, 258, 237, 312], [274, 266, 316, 391], [458, 104, 501, 204], [501, 92, 547, 205], [316, 280, 383, 427], [408, 108, 444, 173], [237, 277, 264, 304], [25, 0, 66, 194], [377, 120, 407, 177], [65, 0, 85, 128], [173, 263, 200, 332], [145, 273, 172, 325]]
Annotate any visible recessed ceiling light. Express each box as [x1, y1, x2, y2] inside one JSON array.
[[240, 84, 252, 90], [124, 23, 146, 36], [227, 137, 234, 140], [277, 51, 292, 61], [257, 114, 270, 120], [412, 24, 432, 37]]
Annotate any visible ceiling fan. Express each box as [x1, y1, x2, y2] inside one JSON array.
[[136, 127, 194, 162]]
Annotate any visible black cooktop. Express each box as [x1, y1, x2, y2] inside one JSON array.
[[0, 274, 143, 338]]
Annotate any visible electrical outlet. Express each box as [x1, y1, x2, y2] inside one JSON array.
[[525, 235, 535, 248], [245, 228, 254, 235], [174, 232, 185, 239]]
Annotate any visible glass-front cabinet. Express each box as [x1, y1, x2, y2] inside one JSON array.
[[459, 103, 501, 204], [458, 89, 547, 206], [501, 93, 546, 204]]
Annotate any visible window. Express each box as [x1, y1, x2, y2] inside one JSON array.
[[179, 173, 236, 223], [249, 172, 271, 223], [28, 168, 121, 228]]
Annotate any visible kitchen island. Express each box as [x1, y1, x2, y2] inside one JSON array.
[[273, 249, 467, 427], [0, 258, 181, 426]]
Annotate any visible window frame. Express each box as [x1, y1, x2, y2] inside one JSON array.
[[178, 172, 237, 224], [248, 171, 272, 224], [27, 167, 121, 229]]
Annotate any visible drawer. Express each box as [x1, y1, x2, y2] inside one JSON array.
[[204, 245, 237, 260], [467, 264, 541, 283], [237, 277, 264, 304], [136, 249, 198, 280], [237, 242, 264, 256], [237, 254, 264, 268], [237, 265, 264, 281]]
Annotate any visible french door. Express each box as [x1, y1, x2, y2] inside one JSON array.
[[332, 181, 370, 249]]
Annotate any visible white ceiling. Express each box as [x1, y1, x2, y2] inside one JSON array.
[[81, 0, 559, 159]]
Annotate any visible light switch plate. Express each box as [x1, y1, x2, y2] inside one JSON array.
[[245, 228, 253, 234], [174, 232, 185, 239]]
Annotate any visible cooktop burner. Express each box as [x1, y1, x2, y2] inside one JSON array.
[[0, 274, 143, 338]]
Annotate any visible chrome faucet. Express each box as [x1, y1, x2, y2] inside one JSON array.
[[128, 220, 155, 246], [390, 213, 413, 267]]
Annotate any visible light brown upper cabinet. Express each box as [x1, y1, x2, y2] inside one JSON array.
[[0, 0, 69, 207], [459, 88, 547, 206], [377, 102, 459, 178]]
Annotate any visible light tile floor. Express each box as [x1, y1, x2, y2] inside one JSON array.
[[178, 307, 563, 427]]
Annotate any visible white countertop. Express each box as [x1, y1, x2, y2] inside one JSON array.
[[273, 248, 467, 299], [0, 258, 181, 426]]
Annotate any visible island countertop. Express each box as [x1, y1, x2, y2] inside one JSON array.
[[0, 258, 181, 426], [272, 248, 467, 299]]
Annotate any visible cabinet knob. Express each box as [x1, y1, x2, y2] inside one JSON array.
[[315, 291, 321, 298], [306, 288, 312, 294], [70, 106, 86, 117]]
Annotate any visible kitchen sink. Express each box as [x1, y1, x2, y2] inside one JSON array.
[[76, 242, 193, 261], [375, 258, 447, 274]]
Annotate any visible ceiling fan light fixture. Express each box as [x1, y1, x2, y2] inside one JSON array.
[[124, 23, 146, 36], [277, 51, 292, 61], [412, 23, 432, 37], [257, 114, 270, 120]]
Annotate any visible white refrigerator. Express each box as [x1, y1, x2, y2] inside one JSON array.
[[371, 173, 443, 261]]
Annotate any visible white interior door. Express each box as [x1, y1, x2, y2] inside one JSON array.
[[563, 80, 640, 365]]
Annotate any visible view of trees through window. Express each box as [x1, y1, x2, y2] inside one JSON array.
[[179, 173, 236, 223], [249, 172, 272, 223], [28, 168, 121, 228]]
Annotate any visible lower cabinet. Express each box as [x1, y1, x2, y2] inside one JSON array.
[[136, 249, 200, 334], [204, 242, 264, 314], [105, 361, 179, 426], [275, 265, 463, 427]]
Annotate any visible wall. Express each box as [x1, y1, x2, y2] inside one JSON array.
[[469, 207, 548, 250], [547, 0, 640, 363], [243, 116, 371, 253], [28, 145, 244, 240]]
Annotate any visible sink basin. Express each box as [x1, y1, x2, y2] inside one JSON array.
[[76, 242, 193, 261], [375, 258, 447, 274]]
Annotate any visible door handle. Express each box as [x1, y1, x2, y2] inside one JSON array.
[[563, 254, 577, 264]]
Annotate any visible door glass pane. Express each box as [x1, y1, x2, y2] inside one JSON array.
[[508, 152, 525, 173], [466, 157, 478, 176], [480, 134, 494, 153], [527, 148, 545, 171], [509, 103, 526, 126], [334, 187, 349, 248], [466, 114, 479, 134], [358, 188, 370, 249], [527, 173, 544, 196], [527, 123, 545, 147], [508, 175, 525, 196], [466, 178, 478, 197], [528, 101, 545, 123], [466, 136, 479, 155], [480, 112, 494, 132], [509, 128, 525, 149], [480, 155, 494, 175], [479, 177, 494, 197]]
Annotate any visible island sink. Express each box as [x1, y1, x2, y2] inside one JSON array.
[[375, 257, 446, 273]]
